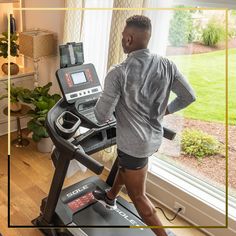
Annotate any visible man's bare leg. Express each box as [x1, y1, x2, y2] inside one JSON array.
[[109, 164, 168, 236], [106, 168, 124, 200]]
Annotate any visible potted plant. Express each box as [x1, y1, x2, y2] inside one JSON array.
[[0, 83, 25, 112], [21, 82, 61, 152], [0, 32, 20, 75]]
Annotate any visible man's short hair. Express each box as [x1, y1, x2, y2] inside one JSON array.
[[126, 15, 151, 31]]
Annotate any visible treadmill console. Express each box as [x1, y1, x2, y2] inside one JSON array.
[[56, 63, 101, 104], [56, 63, 115, 128]]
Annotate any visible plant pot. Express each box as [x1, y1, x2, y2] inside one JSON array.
[[1, 62, 19, 75], [10, 102, 22, 112], [37, 137, 53, 153]]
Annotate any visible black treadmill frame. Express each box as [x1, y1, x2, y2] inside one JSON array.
[[33, 99, 119, 228], [33, 98, 175, 235]]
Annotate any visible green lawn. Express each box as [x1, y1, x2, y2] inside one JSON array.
[[168, 49, 236, 125]]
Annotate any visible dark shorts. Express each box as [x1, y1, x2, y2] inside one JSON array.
[[117, 149, 148, 170]]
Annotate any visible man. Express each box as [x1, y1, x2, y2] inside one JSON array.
[[93, 15, 196, 236]]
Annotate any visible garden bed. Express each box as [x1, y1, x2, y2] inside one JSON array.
[[176, 119, 235, 190], [160, 115, 235, 196]]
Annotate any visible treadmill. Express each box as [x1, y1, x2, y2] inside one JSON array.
[[32, 43, 176, 236]]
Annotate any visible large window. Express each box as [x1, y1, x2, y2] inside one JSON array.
[[152, 7, 230, 191], [144, 4, 236, 236]]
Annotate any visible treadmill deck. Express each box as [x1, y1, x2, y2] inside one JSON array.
[[54, 176, 155, 236]]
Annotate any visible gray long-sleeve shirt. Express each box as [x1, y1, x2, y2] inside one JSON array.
[[94, 49, 196, 157]]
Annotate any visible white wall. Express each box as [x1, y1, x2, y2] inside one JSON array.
[[22, 0, 65, 94]]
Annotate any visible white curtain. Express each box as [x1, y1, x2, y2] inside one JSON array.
[[81, 0, 113, 84], [63, 0, 84, 43], [63, 0, 113, 85], [106, 0, 145, 70], [143, 0, 173, 56]]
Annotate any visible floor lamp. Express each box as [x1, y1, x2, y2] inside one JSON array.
[[19, 30, 56, 87]]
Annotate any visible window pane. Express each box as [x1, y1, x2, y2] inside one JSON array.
[[149, 8, 236, 198]]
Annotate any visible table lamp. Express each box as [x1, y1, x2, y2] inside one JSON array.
[[19, 30, 56, 87]]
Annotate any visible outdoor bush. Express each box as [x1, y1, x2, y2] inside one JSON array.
[[228, 28, 236, 39], [169, 7, 194, 46], [202, 20, 225, 46], [181, 129, 221, 160]]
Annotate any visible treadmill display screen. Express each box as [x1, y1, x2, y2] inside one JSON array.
[[71, 72, 87, 85]]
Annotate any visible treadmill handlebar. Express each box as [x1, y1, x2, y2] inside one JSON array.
[[74, 148, 104, 175]]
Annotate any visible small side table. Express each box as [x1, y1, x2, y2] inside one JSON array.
[[4, 104, 31, 147]]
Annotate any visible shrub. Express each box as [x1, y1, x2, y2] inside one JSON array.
[[169, 8, 194, 46], [202, 20, 225, 46], [181, 129, 221, 160], [228, 28, 236, 39]]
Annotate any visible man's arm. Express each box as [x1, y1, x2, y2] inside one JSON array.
[[166, 62, 196, 114], [94, 68, 121, 124]]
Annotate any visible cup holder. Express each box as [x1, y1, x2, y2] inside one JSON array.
[[55, 111, 81, 139]]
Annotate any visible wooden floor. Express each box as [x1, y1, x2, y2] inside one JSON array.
[[0, 131, 207, 236]]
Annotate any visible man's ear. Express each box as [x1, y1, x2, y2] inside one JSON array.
[[127, 35, 133, 46]]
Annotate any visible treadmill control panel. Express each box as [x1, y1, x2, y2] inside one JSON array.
[[75, 98, 115, 128], [56, 63, 102, 104], [56, 63, 116, 128]]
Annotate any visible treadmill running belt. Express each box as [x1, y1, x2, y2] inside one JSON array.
[[73, 202, 155, 236]]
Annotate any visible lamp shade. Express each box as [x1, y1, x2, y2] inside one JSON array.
[[19, 30, 56, 59]]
